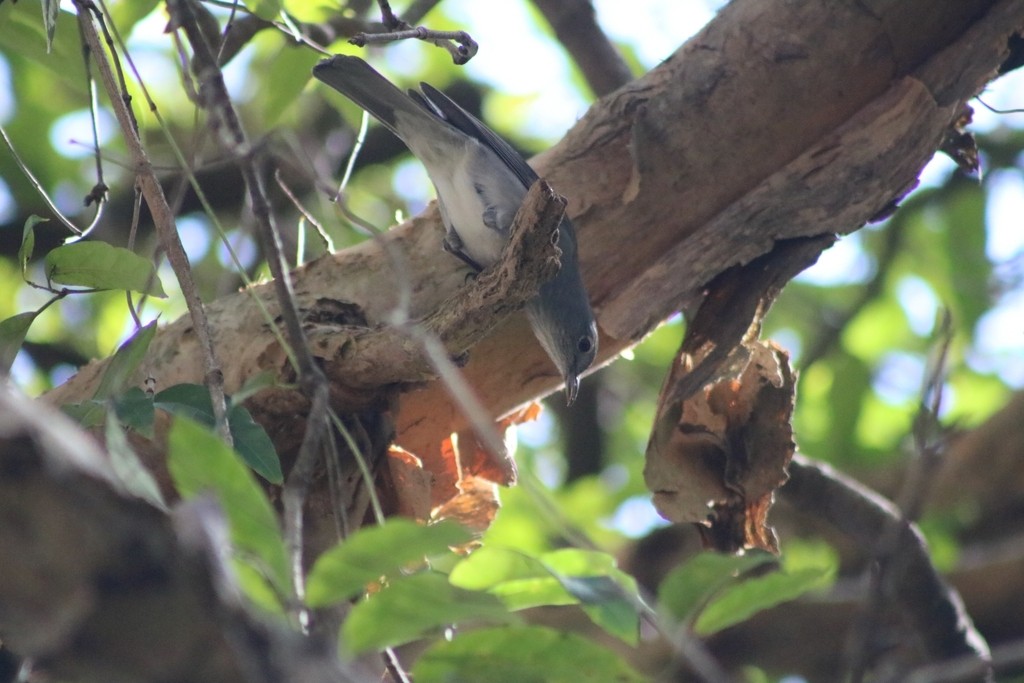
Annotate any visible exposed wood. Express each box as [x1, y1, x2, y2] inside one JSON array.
[[44, 0, 1023, 549], [10, 0, 1024, 678]]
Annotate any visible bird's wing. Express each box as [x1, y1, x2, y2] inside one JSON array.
[[419, 83, 541, 190], [313, 56, 457, 146]]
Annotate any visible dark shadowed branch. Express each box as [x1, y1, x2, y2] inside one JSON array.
[[782, 455, 993, 682], [531, 0, 633, 97], [73, 0, 232, 442]]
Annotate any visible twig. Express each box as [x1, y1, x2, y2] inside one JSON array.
[[382, 647, 411, 683], [165, 0, 330, 610], [182, 1, 467, 68], [76, 11, 109, 214], [353, 1, 477, 64], [975, 95, 1024, 115], [906, 638, 1024, 683], [846, 310, 975, 682], [215, 0, 244, 67], [530, 0, 633, 97], [800, 217, 905, 370], [282, 382, 330, 609], [73, 0, 233, 443], [93, 0, 286, 341], [374, 0, 403, 29], [274, 169, 335, 256], [780, 456, 992, 682], [124, 183, 145, 328], [0, 125, 85, 236], [327, 408, 385, 527], [349, 26, 478, 64], [902, 309, 954, 521], [95, 4, 295, 368]]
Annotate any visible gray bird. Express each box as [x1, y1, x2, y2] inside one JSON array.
[[313, 55, 598, 405]]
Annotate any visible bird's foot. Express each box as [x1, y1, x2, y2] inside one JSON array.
[[442, 236, 484, 273]]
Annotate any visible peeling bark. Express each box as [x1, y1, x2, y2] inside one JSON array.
[[7, 0, 1024, 678], [46, 1, 1023, 471]]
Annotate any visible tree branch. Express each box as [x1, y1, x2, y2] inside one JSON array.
[[72, 0, 232, 442], [45, 0, 1024, 556], [782, 455, 993, 681], [531, 0, 633, 97], [307, 180, 565, 390], [349, 0, 477, 64], [167, 0, 336, 612]]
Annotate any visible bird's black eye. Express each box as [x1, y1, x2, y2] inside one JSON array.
[[578, 337, 593, 353]]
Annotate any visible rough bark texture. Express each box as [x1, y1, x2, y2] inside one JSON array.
[[17, 1, 1024, 675], [46, 2, 1022, 473]]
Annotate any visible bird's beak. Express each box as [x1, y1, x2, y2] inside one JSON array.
[[564, 374, 580, 407]]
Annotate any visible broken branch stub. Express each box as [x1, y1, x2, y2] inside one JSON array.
[[645, 341, 796, 553]]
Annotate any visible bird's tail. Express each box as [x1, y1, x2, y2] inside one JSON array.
[[313, 55, 453, 146]]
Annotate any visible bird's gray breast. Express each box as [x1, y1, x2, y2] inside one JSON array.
[[420, 138, 525, 268]]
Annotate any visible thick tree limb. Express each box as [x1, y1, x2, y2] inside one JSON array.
[[782, 456, 992, 681], [45, 0, 1024, 528], [305, 180, 565, 392]]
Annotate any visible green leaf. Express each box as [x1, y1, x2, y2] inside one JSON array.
[[105, 410, 166, 510], [566, 575, 639, 645], [824, 350, 872, 464], [113, 387, 155, 436], [107, 0, 161, 37], [232, 371, 279, 404], [451, 547, 577, 610], [61, 400, 107, 428], [155, 383, 282, 483], [0, 1, 87, 94], [0, 311, 38, 375], [93, 321, 158, 400], [42, 0, 60, 52], [694, 566, 833, 635], [450, 547, 640, 644], [657, 551, 775, 623], [935, 184, 989, 335], [542, 550, 640, 645], [18, 216, 45, 277], [449, 546, 548, 590], [306, 519, 472, 607], [154, 383, 216, 423], [259, 39, 320, 127], [233, 558, 284, 615], [228, 404, 282, 484], [341, 572, 513, 655], [246, 0, 282, 20], [45, 241, 166, 297], [167, 416, 290, 597], [413, 625, 645, 683]]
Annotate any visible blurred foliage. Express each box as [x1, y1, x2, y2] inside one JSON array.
[[2, 0, 1024, 681]]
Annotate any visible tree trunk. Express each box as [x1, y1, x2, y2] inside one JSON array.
[[46, 0, 1022, 496], [12, 1, 1023, 677]]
